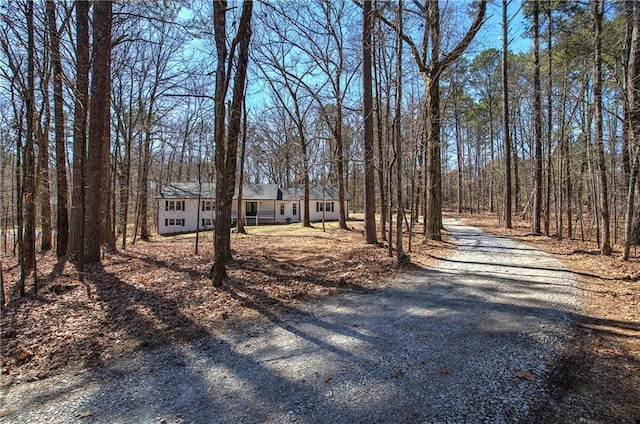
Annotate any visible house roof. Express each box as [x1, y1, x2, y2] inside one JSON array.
[[158, 182, 349, 201], [157, 182, 216, 199], [239, 183, 281, 200], [281, 185, 351, 201]]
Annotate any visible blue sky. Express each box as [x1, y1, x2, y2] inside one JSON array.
[[481, 0, 532, 54]]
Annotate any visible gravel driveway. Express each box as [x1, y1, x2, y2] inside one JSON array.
[[0, 219, 577, 423]]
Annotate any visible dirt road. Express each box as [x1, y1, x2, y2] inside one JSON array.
[[0, 219, 577, 423]]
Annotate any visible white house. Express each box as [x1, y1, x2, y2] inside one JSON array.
[[157, 182, 349, 235]]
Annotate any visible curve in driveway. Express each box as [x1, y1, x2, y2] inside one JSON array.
[[0, 218, 577, 423]]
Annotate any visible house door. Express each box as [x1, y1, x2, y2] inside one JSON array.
[[245, 201, 258, 225], [246, 201, 258, 216]]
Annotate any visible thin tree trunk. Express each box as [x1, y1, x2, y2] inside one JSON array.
[[22, 0, 37, 293], [395, 1, 405, 264], [14, 98, 24, 294], [236, 97, 248, 235], [68, 0, 89, 269], [373, 31, 387, 241], [36, 125, 53, 251], [624, 0, 640, 259], [455, 91, 463, 214], [363, 0, 377, 244], [514, 101, 521, 214], [139, 130, 152, 241], [118, 119, 132, 250], [502, 0, 512, 228], [532, 0, 543, 235], [46, 0, 69, 256], [544, 4, 553, 236], [592, 0, 611, 255]]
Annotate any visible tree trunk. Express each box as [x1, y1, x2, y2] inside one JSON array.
[[454, 91, 463, 214], [395, 0, 405, 263], [424, 0, 443, 241], [425, 69, 443, 240], [46, 1, 69, 256], [544, 4, 553, 236], [336, 107, 348, 230], [373, 27, 387, 241], [36, 125, 53, 251], [139, 130, 152, 240], [395, 0, 487, 241], [502, 0, 512, 229], [20, 0, 37, 294], [85, 0, 113, 263], [624, 0, 640, 260], [236, 97, 248, 235], [592, 0, 611, 255], [68, 0, 89, 265], [118, 119, 132, 249], [211, 0, 253, 287], [532, 0, 543, 235], [363, 0, 377, 244]]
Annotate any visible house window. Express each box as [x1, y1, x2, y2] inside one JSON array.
[[201, 200, 212, 211], [316, 201, 334, 212], [280, 204, 285, 215], [165, 218, 185, 227], [202, 218, 212, 227], [165, 200, 185, 211], [292, 203, 297, 216]]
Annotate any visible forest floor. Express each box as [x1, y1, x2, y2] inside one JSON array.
[[0, 220, 442, 383], [0, 214, 639, 422]]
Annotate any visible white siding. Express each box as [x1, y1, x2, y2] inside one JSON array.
[[157, 198, 215, 235], [275, 201, 301, 223], [301, 200, 349, 222]]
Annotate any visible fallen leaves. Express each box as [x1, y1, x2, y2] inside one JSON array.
[[76, 410, 93, 419], [15, 349, 33, 363], [515, 370, 536, 382], [1, 221, 412, 380]]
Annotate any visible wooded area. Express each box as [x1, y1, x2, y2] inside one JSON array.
[[1, 0, 640, 295]]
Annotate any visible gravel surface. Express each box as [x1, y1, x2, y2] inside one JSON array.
[[0, 219, 578, 423]]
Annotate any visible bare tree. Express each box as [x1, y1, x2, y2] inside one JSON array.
[[236, 98, 248, 235], [211, 0, 253, 286], [544, 3, 553, 236], [252, 9, 314, 227], [503, 0, 512, 229], [378, 0, 487, 240], [45, 0, 69, 256], [363, 0, 377, 244], [394, 0, 406, 263], [532, 0, 543, 235], [592, 0, 611, 255], [68, 0, 89, 271], [624, 0, 640, 260], [22, 0, 37, 291]]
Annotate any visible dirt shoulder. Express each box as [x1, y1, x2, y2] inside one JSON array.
[[459, 212, 640, 423]]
